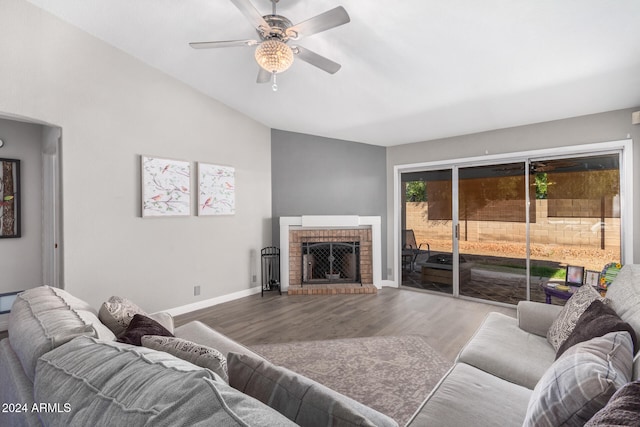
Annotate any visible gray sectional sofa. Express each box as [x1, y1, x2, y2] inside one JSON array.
[[407, 264, 640, 426], [0, 286, 398, 427], [3, 265, 640, 426]]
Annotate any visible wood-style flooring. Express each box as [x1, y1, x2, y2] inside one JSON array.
[[175, 287, 516, 362], [0, 288, 516, 362]]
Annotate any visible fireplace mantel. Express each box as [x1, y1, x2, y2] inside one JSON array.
[[279, 216, 382, 291]]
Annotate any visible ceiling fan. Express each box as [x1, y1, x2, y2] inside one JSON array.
[[189, 0, 350, 91]]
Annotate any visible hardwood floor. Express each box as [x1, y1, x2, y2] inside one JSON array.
[[175, 287, 516, 362]]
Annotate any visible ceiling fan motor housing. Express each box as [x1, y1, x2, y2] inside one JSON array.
[[259, 15, 294, 41]]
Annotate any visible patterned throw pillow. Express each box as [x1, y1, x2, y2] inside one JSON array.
[[547, 284, 606, 351], [556, 300, 637, 359], [141, 335, 228, 382], [524, 331, 634, 427], [99, 296, 148, 336]]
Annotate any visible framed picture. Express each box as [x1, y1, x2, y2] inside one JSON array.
[[141, 156, 191, 217], [566, 265, 585, 286], [198, 163, 235, 216], [585, 270, 600, 288], [0, 158, 20, 238]]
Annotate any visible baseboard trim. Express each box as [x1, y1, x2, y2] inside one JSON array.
[[380, 280, 398, 288], [164, 286, 262, 317]]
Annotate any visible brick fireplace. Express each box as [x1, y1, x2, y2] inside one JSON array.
[[289, 228, 372, 286], [279, 216, 382, 293]]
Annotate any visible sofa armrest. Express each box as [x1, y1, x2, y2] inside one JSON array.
[[517, 301, 563, 337], [148, 311, 175, 334], [174, 321, 264, 361]]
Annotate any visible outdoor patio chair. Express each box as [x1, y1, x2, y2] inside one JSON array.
[[402, 229, 430, 272]]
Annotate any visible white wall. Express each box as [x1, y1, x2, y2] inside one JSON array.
[[0, 118, 43, 328], [0, 0, 271, 311]]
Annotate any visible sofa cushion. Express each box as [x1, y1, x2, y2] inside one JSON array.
[[98, 295, 148, 336], [584, 380, 640, 426], [556, 299, 637, 358], [457, 312, 555, 389], [116, 313, 173, 346], [523, 331, 634, 427], [228, 352, 398, 427], [406, 362, 532, 427], [174, 320, 265, 361], [605, 264, 640, 348], [7, 286, 116, 381], [517, 301, 564, 337], [34, 336, 297, 426], [0, 339, 40, 427], [547, 284, 606, 351], [141, 335, 228, 382]]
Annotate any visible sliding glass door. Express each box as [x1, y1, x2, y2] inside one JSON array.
[[528, 154, 621, 303], [401, 169, 454, 295], [400, 150, 624, 306], [457, 163, 529, 304]]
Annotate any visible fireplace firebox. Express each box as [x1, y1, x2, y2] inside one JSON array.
[[301, 241, 361, 285]]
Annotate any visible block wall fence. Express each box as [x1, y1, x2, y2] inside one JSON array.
[[405, 201, 621, 250]]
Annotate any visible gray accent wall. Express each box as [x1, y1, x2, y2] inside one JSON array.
[[386, 108, 640, 277], [271, 129, 387, 274]]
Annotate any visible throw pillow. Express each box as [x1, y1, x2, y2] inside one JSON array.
[[556, 299, 637, 359], [585, 380, 640, 426], [116, 314, 173, 346], [547, 284, 606, 351], [141, 335, 228, 382], [523, 331, 634, 427], [228, 352, 387, 427], [99, 296, 148, 336]]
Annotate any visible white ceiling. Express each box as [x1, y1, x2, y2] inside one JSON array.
[[25, 0, 640, 146]]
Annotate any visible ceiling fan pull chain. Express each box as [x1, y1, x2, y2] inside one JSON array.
[[272, 72, 278, 91]]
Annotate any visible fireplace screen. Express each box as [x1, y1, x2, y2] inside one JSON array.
[[302, 241, 361, 285]]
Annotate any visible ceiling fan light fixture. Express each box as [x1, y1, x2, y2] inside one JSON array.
[[254, 39, 294, 73]]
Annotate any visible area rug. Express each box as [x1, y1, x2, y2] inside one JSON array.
[[250, 335, 451, 426]]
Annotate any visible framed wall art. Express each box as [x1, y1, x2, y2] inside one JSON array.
[[141, 156, 191, 217], [198, 163, 235, 216], [0, 158, 20, 238]]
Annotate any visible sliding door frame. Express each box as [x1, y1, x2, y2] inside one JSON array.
[[393, 139, 633, 301]]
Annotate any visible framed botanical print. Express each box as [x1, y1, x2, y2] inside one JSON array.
[[198, 163, 235, 216], [141, 156, 191, 217]]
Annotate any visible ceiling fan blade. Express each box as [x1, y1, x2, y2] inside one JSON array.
[[286, 6, 350, 39], [293, 46, 341, 74], [189, 39, 258, 49], [257, 67, 271, 83], [230, 0, 270, 33]]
